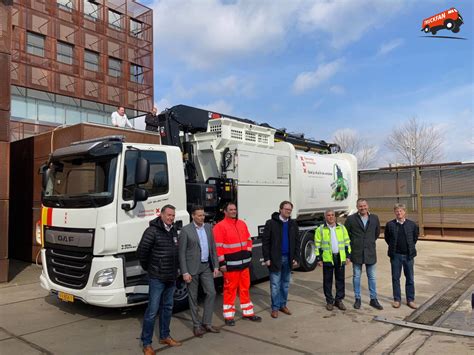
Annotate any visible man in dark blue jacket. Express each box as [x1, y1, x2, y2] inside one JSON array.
[[137, 205, 181, 354], [384, 203, 419, 309], [263, 201, 300, 318]]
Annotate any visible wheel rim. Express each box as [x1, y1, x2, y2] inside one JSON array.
[[447, 22, 452, 28], [304, 240, 316, 264], [424, 27, 429, 33], [174, 279, 188, 301]]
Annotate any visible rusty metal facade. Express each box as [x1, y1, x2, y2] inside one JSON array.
[[10, 0, 153, 112], [359, 163, 474, 241]]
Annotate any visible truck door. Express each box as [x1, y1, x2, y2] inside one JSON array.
[[116, 148, 173, 286]]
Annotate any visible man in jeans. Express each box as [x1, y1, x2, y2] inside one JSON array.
[[137, 205, 182, 354], [345, 198, 383, 310], [263, 201, 300, 318], [384, 203, 419, 309]]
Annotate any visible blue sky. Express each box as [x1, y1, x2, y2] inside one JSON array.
[[140, 0, 473, 166]]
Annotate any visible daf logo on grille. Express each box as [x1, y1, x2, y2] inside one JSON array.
[[58, 235, 75, 243]]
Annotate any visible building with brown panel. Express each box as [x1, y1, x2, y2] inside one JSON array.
[[0, 0, 154, 281]]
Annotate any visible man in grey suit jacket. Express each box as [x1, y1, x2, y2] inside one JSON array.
[[179, 205, 220, 337]]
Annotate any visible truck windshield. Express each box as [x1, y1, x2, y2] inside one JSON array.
[[43, 156, 117, 208]]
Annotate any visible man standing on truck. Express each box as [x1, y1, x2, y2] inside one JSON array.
[[213, 202, 262, 325], [111, 106, 133, 128], [384, 203, 419, 309], [145, 106, 159, 132], [263, 201, 300, 318], [179, 205, 220, 337], [345, 198, 383, 310], [137, 205, 182, 354], [315, 209, 351, 311]]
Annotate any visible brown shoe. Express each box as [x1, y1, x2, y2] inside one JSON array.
[[335, 301, 346, 311], [392, 301, 401, 308], [193, 326, 205, 338], [326, 303, 334, 311], [143, 345, 154, 355], [203, 325, 220, 333], [271, 310, 278, 318], [407, 301, 418, 309], [279, 306, 292, 315], [159, 337, 182, 347]]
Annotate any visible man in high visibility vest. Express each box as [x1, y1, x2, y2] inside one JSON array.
[[315, 209, 351, 311], [213, 202, 262, 326]]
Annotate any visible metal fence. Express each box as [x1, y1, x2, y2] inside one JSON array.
[[359, 163, 474, 241]]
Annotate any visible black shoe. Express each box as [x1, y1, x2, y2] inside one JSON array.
[[244, 315, 262, 322], [353, 298, 361, 309], [335, 301, 346, 311], [326, 303, 334, 311], [224, 319, 235, 326], [370, 299, 383, 310]]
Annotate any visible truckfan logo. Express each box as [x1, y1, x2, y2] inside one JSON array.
[[421, 7, 463, 35]]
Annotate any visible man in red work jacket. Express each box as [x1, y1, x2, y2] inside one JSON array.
[[213, 202, 262, 326]]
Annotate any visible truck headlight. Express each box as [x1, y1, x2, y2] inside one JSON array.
[[92, 268, 117, 287]]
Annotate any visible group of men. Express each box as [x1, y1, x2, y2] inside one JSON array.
[[110, 106, 160, 131], [136, 199, 419, 354]]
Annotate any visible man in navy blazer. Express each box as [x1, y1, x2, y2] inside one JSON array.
[[179, 205, 220, 337], [384, 203, 419, 309]]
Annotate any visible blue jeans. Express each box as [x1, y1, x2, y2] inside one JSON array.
[[390, 253, 415, 302], [269, 255, 291, 311], [353, 263, 377, 300], [141, 278, 176, 346]]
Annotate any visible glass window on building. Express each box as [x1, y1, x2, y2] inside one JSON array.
[[57, 42, 74, 64], [130, 64, 144, 83], [108, 57, 121, 77], [108, 9, 122, 29], [57, 0, 74, 12], [130, 19, 143, 38], [84, 0, 99, 20], [85, 50, 100, 71], [26, 32, 45, 57]]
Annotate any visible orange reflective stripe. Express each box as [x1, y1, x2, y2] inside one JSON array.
[[42, 207, 53, 226]]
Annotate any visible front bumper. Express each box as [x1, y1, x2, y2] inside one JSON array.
[[40, 249, 133, 307]]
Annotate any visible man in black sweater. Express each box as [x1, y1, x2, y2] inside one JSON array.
[[384, 203, 419, 309], [137, 205, 181, 354]]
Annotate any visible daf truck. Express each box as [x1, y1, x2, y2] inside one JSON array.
[[39, 105, 357, 308]]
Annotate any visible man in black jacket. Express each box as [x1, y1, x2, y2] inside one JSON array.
[[345, 198, 383, 310], [137, 205, 181, 354], [145, 107, 159, 132], [263, 201, 300, 319], [384, 203, 419, 310]]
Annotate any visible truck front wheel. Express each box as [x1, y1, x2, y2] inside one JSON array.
[[298, 231, 317, 271], [173, 278, 189, 312]]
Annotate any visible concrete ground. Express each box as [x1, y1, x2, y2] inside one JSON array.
[[0, 240, 473, 354]]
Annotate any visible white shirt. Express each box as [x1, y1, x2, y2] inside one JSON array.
[[328, 225, 339, 254], [111, 111, 133, 128]]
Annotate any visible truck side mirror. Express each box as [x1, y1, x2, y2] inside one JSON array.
[[40, 164, 49, 190], [135, 157, 150, 185], [134, 187, 148, 202]]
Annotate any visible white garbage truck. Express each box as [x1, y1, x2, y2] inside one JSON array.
[[38, 105, 357, 308]]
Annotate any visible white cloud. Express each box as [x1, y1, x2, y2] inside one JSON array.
[[298, 0, 408, 48], [199, 99, 233, 114], [377, 38, 405, 56], [293, 59, 344, 94], [329, 85, 345, 95]]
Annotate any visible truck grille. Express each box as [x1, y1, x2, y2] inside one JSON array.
[[45, 247, 93, 290]]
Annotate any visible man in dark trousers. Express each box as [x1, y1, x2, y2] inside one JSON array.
[[145, 106, 159, 132], [384, 203, 419, 309], [263, 201, 300, 319], [137, 205, 181, 355], [345, 198, 383, 310], [179, 205, 220, 337]]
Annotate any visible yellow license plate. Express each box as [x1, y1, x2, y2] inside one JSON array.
[[58, 291, 74, 303]]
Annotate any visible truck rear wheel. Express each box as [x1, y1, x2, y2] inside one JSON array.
[[298, 231, 317, 271]]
